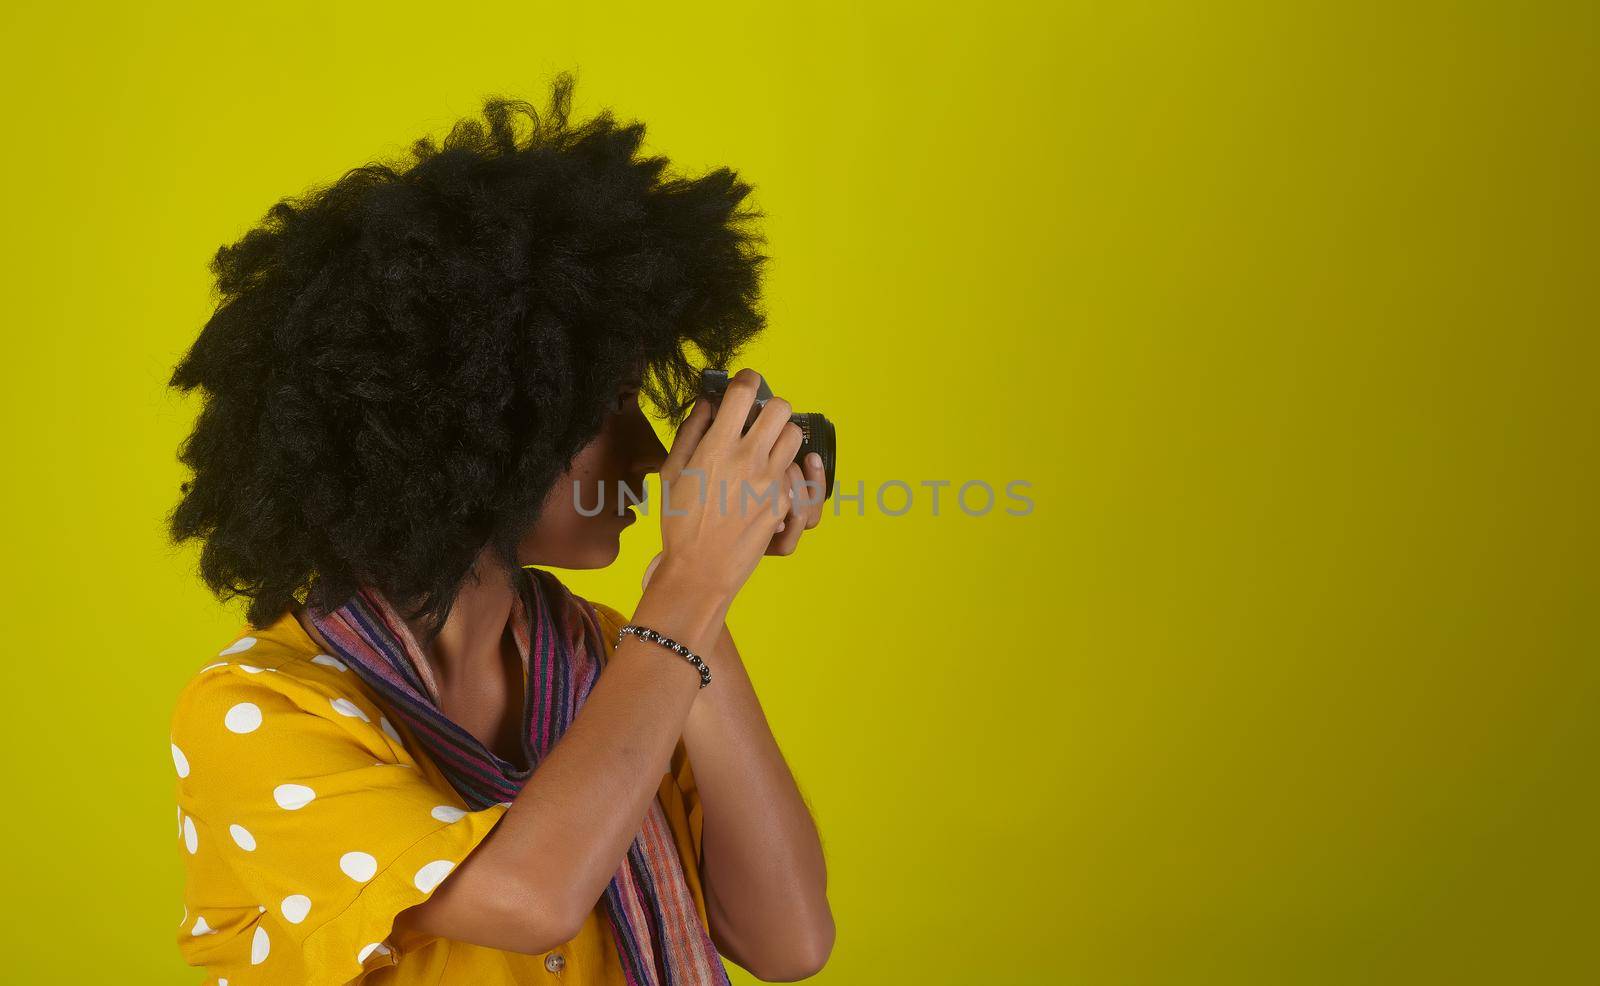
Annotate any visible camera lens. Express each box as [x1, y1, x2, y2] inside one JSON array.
[[698, 368, 838, 500], [791, 412, 836, 500]]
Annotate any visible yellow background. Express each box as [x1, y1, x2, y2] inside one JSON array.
[[2, 1, 1595, 983]]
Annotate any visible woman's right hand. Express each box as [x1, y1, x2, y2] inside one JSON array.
[[652, 368, 805, 602]]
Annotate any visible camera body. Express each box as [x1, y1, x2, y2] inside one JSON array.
[[700, 369, 837, 500]]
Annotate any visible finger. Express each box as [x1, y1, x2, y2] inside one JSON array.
[[781, 462, 809, 535], [641, 551, 664, 591], [781, 461, 810, 523], [705, 368, 766, 446], [745, 394, 793, 455], [767, 520, 805, 555], [767, 470, 806, 555], [660, 398, 713, 484], [800, 451, 827, 529], [766, 419, 806, 474]]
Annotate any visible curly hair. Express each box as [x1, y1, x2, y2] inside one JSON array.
[[167, 72, 768, 636]]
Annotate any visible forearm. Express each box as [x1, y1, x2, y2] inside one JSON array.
[[684, 624, 834, 978], [487, 570, 730, 927]]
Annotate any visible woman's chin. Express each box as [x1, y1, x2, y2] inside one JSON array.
[[580, 518, 637, 568], [518, 528, 630, 566], [518, 511, 637, 570], [569, 533, 625, 569]]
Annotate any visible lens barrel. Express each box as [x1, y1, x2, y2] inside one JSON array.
[[698, 369, 837, 500]]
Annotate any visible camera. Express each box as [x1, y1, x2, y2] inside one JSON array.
[[699, 369, 837, 501]]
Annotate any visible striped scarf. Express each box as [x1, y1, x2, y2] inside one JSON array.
[[305, 565, 729, 986]]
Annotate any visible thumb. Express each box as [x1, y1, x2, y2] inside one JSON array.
[[641, 551, 664, 591], [660, 398, 713, 485]]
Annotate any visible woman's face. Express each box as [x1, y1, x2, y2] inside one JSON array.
[[517, 375, 668, 569]]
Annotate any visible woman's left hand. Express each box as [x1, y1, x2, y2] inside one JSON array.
[[765, 451, 827, 556], [640, 451, 827, 590]]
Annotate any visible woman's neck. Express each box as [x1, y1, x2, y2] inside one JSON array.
[[293, 554, 520, 692], [406, 563, 518, 692]]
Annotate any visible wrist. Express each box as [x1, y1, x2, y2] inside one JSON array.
[[647, 554, 736, 609], [634, 558, 732, 657]]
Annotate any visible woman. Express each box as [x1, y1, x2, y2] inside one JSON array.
[[165, 73, 834, 985]]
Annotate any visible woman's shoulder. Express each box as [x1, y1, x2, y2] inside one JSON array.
[[168, 607, 384, 741], [588, 598, 628, 635]]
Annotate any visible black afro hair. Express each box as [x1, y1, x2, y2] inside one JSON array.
[[166, 71, 768, 636]]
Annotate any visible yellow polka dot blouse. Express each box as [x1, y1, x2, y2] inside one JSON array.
[[171, 601, 712, 985]]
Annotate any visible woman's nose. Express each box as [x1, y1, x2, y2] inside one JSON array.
[[630, 415, 669, 474]]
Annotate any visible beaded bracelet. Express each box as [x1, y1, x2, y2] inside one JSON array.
[[616, 624, 713, 688]]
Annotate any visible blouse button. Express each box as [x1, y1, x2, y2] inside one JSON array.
[[544, 952, 566, 973]]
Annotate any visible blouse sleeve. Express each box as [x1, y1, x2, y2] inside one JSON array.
[[171, 663, 508, 985]]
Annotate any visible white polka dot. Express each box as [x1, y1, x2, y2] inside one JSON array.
[[259, 905, 266, 912], [183, 815, 198, 854], [220, 636, 258, 656], [280, 894, 312, 924], [229, 824, 256, 851], [358, 941, 392, 963], [199, 662, 227, 672], [220, 980, 229, 986], [191, 914, 216, 936], [431, 805, 466, 823], [379, 716, 402, 745], [251, 925, 270, 964], [224, 702, 263, 734], [273, 784, 316, 810], [340, 851, 378, 882], [238, 664, 271, 674], [330, 697, 370, 722], [413, 859, 455, 893], [495, 800, 512, 808], [171, 743, 190, 779], [312, 653, 347, 671]]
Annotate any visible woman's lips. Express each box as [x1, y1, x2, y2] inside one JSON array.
[[617, 478, 648, 525]]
